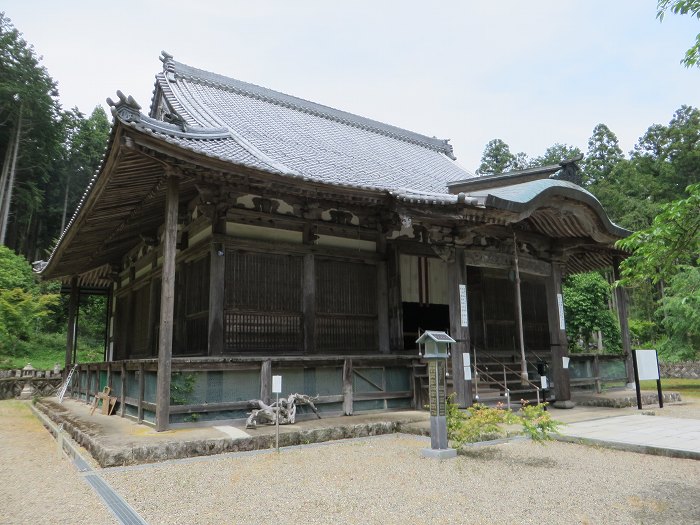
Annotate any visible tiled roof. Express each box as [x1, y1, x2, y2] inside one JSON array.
[[143, 52, 475, 193]]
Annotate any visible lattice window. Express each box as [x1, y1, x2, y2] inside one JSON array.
[[224, 251, 303, 352], [183, 256, 210, 355], [316, 259, 378, 352]]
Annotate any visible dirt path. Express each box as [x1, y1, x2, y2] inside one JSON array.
[[0, 400, 117, 525]]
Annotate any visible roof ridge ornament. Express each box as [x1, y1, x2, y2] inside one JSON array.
[[107, 90, 142, 123], [552, 154, 584, 185]]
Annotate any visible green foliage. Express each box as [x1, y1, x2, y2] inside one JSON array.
[[519, 402, 561, 443], [0, 246, 59, 355], [628, 318, 659, 348], [563, 272, 621, 353], [476, 138, 528, 175], [583, 123, 624, 186], [0, 245, 36, 291], [446, 395, 561, 448], [656, 266, 700, 360], [530, 143, 583, 168], [170, 372, 196, 405], [617, 183, 700, 285], [657, 0, 700, 67]]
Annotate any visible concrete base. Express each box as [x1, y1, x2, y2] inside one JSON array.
[[552, 400, 576, 409], [421, 447, 457, 459]]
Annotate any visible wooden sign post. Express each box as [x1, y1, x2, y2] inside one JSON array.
[[632, 350, 663, 410]]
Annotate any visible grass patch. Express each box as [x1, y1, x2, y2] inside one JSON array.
[[0, 332, 103, 370], [639, 378, 700, 398]]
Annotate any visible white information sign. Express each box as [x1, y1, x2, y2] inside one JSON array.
[[540, 376, 548, 389], [463, 352, 472, 381], [635, 350, 660, 380], [272, 375, 282, 394], [459, 284, 468, 327], [557, 293, 566, 330]]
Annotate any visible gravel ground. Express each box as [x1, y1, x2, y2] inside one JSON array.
[[103, 434, 700, 525], [0, 400, 117, 525]]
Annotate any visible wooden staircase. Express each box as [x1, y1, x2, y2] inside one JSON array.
[[412, 350, 548, 410]]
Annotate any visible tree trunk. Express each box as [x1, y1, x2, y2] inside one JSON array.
[[0, 127, 15, 215], [60, 171, 71, 234], [0, 104, 23, 246]]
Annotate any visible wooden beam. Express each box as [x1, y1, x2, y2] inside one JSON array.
[[447, 248, 472, 407], [303, 253, 316, 354], [613, 257, 635, 384], [545, 262, 572, 406], [65, 276, 79, 372], [343, 359, 353, 415], [156, 176, 179, 431]]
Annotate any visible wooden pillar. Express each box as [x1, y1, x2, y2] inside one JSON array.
[[512, 234, 529, 384], [156, 176, 179, 431], [303, 253, 316, 354], [208, 242, 225, 356], [119, 361, 127, 417], [447, 247, 472, 407], [260, 359, 272, 405], [146, 280, 160, 357], [545, 262, 573, 407], [103, 288, 112, 361], [137, 362, 145, 423], [343, 358, 353, 415], [377, 261, 390, 354], [65, 276, 79, 373], [612, 257, 635, 385], [386, 244, 404, 351]]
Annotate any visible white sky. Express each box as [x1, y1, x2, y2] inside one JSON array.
[[5, 0, 700, 171]]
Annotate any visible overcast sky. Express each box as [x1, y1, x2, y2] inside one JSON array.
[[5, 1, 700, 171]]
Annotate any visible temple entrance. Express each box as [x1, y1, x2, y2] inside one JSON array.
[[467, 266, 550, 359], [399, 255, 450, 350]]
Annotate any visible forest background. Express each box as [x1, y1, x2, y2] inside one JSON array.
[[0, 6, 698, 370]]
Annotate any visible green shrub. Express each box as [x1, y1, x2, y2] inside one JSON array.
[[446, 394, 562, 447]]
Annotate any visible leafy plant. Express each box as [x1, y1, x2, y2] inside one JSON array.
[[170, 372, 196, 405], [446, 395, 561, 448], [563, 272, 621, 353]]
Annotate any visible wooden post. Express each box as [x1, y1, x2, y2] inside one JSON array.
[[65, 276, 79, 373], [85, 365, 92, 405], [303, 253, 316, 354], [343, 358, 353, 415], [156, 175, 179, 431], [260, 359, 272, 405], [377, 261, 390, 354], [545, 262, 573, 407], [208, 245, 225, 355], [512, 234, 529, 384], [386, 244, 404, 352], [138, 361, 145, 423], [120, 361, 127, 417], [593, 354, 602, 394], [612, 257, 635, 385], [147, 279, 160, 357], [447, 248, 472, 407]]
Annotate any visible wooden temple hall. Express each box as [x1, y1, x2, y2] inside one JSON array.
[[36, 52, 634, 430]]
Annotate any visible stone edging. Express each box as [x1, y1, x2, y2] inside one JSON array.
[[35, 399, 413, 468]]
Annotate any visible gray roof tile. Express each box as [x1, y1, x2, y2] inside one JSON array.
[[148, 54, 475, 193]]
